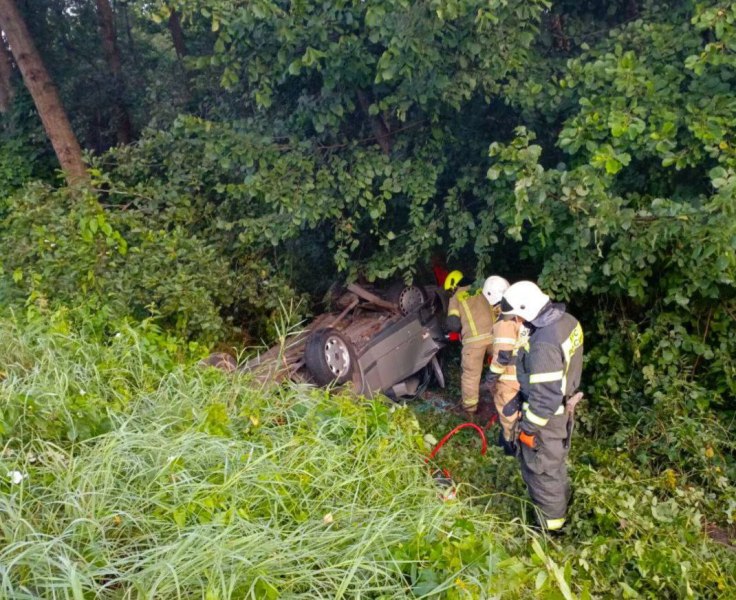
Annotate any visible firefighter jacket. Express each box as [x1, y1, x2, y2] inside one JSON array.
[[489, 316, 522, 389], [447, 286, 495, 345], [516, 303, 583, 429]]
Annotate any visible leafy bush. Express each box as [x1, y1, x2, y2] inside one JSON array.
[[0, 182, 245, 341], [0, 93, 57, 200]]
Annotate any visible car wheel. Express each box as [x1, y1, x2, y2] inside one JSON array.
[[385, 282, 427, 315], [304, 327, 356, 386]]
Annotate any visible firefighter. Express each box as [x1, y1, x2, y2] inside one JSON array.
[[444, 270, 495, 415], [500, 281, 584, 532], [482, 276, 522, 456]]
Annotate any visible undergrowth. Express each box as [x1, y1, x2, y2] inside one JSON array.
[[1, 311, 735, 599]]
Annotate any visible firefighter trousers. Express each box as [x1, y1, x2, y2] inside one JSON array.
[[460, 340, 492, 413], [493, 381, 520, 441], [518, 413, 571, 530]]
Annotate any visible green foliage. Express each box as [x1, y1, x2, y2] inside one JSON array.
[[3, 313, 733, 598], [163, 0, 548, 117], [0, 93, 57, 199], [17, 0, 192, 152], [415, 394, 736, 599], [477, 1, 736, 420], [111, 0, 549, 285], [6, 1, 731, 364], [0, 181, 237, 341], [102, 115, 447, 282], [2, 3, 736, 594], [0, 313, 549, 598], [0, 308, 204, 443]]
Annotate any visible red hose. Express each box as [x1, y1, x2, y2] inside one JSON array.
[[426, 415, 500, 499], [427, 422, 488, 461]]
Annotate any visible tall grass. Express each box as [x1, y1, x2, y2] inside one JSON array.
[[0, 313, 534, 599], [1, 312, 735, 599]]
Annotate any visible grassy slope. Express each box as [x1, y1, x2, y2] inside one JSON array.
[[1, 313, 734, 599]]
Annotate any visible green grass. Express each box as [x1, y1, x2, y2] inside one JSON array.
[[1, 312, 735, 599]]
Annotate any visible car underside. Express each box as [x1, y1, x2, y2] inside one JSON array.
[[235, 281, 449, 399]]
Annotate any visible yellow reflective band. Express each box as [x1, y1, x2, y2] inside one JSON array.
[[448, 309, 460, 317], [493, 337, 517, 345], [529, 371, 564, 384], [462, 333, 492, 344], [523, 408, 549, 427], [523, 402, 564, 416], [490, 363, 505, 374], [546, 518, 566, 531], [463, 398, 479, 411], [561, 322, 584, 394], [460, 299, 478, 337], [499, 374, 517, 382]]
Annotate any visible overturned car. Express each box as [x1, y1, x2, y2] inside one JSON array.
[[237, 282, 449, 399]]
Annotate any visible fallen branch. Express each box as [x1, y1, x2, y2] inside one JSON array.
[[329, 298, 359, 329], [347, 283, 399, 314]]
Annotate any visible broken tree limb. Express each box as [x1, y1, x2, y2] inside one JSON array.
[[329, 298, 359, 329], [347, 283, 399, 313]]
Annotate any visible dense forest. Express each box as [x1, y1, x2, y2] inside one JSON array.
[[0, 0, 735, 597]]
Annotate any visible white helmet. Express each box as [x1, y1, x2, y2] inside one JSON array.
[[482, 275, 510, 306], [501, 281, 550, 322]]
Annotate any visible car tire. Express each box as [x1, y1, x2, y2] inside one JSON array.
[[305, 328, 356, 386], [385, 281, 428, 315]]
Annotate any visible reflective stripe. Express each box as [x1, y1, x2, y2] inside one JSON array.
[[463, 398, 478, 411], [490, 363, 505, 374], [523, 402, 565, 416], [493, 337, 517, 345], [448, 309, 460, 317], [561, 322, 584, 394], [459, 299, 478, 338], [499, 374, 517, 382], [546, 518, 565, 531], [523, 408, 549, 427], [463, 333, 492, 344], [529, 371, 563, 384]]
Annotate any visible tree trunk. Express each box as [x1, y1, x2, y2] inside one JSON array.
[[0, 0, 87, 183], [96, 0, 132, 145], [0, 33, 14, 112], [168, 8, 187, 59]]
